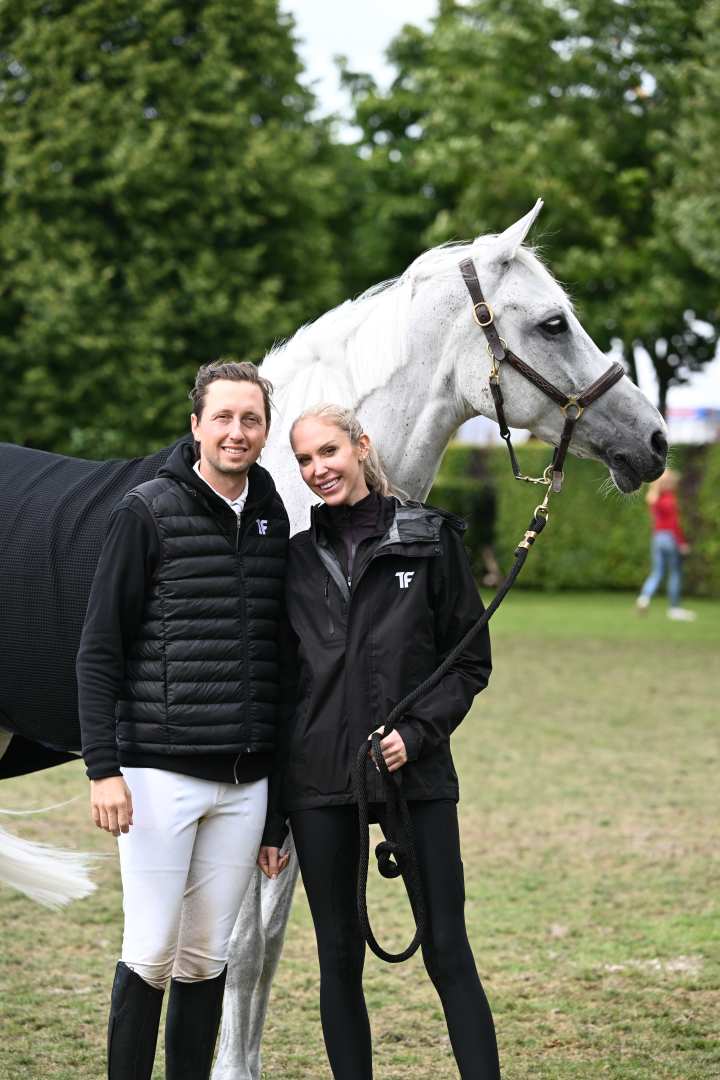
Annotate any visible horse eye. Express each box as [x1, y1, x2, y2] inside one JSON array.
[[540, 315, 568, 336]]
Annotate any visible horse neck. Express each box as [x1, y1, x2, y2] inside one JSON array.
[[357, 329, 467, 502], [266, 278, 469, 506]]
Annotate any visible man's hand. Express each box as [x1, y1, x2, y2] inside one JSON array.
[[257, 846, 290, 880], [90, 776, 134, 837], [370, 727, 408, 773]]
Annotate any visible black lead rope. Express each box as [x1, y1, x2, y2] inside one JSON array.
[[353, 507, 549, 963], [354, 730, 426, 964]]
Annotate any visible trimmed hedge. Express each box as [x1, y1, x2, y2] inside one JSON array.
[[428, 442, 720, 597]]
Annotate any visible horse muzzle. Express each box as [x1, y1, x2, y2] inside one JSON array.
[[607, 428, 668, 492]]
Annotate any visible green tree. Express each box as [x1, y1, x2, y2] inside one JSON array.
[[344, 0, 718, 415], [0, 0, 345, 456], [664, 0, 720, 280]]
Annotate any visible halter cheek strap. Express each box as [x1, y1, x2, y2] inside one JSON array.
[[459, 257, 624, 492]]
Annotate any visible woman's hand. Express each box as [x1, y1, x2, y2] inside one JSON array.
[[258, 846, 291, 880], [370, 727, 408, 773], [90, 776, 133, 837]]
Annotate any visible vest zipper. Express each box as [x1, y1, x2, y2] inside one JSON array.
[[235, 511, 251, 764]]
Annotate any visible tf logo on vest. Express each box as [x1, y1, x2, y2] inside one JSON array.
[[256, 519, 268, 535], [395, 571, 415, 590]]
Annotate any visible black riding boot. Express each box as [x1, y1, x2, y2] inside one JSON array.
[[107, 961, 164, 1080], [165, 967, 227, 1080]]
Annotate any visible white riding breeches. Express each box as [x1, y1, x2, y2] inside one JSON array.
[[118, 768, 268, 990]]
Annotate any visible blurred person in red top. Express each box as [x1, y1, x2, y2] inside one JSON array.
[[636, 469, 696, 621]]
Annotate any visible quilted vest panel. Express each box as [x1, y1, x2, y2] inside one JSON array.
[[116, 476, 287, 755]]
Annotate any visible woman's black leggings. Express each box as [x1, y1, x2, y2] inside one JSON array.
[[290, 800, 500, 1080]]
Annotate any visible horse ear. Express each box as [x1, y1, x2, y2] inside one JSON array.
[[485, 198, 544, 264]]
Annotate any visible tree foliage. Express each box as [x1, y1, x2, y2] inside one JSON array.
[[664, 0, 720, 280], [0, 0, 345, 456], [342, 0, 718, 414], [1, 0, 717, 455]]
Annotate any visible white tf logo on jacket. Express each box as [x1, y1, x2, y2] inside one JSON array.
[[256, 519, 268, 535], [395, 571, 415, 589]]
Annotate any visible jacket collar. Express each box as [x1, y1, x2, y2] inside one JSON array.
[[315, 489, 382, 535], [158, 438, 278, 520], [310, 495, 466, 549]]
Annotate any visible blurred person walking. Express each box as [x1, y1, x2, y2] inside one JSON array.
[[636, 468, 696, 621]]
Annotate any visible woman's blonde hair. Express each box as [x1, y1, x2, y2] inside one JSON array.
[[290, 404, 398, 497]]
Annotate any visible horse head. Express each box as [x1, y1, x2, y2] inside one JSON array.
[[405, 200, 668, 493]]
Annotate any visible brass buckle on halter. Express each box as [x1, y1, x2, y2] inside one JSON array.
[[473, 301, 494, 327], [561, 396, 584, 421]]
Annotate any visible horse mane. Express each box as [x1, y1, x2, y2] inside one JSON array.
[[260, 237, 560, 426], [260, 276, 406, 421], [260, 273, 415, 426]]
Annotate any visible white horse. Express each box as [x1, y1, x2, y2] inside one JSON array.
[[210, 200, 667, 1079]]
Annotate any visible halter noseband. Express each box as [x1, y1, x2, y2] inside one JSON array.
[[459, 258, 624, 493]]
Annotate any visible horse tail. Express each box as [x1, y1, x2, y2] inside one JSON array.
[[0, 806, 101, 909]]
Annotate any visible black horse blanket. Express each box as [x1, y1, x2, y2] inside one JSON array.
[[0, 440, 184, 774]]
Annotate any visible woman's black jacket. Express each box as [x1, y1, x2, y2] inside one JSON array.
[[263, 495, 491, 845]]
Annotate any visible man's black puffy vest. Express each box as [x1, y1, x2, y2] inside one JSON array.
[[115, 463, 288, 757]]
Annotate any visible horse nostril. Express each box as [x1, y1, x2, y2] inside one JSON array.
[[651, 430, 668, 459], [611, 451, 630, 470]]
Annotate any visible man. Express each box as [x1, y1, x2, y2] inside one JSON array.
[[77, 360, 289, 1080]]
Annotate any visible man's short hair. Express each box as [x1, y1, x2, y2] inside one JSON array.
[[190, 360, 274, 430]]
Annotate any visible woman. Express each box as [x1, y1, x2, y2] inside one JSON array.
[[636, 468, 695, 621], [260, 404, 500, 1079]]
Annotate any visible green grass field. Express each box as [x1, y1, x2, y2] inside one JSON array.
[[1, 592, 718, 1079]]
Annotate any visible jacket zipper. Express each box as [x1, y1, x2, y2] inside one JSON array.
[[348, 539, 357, 588], [324, 574, 335, 636]]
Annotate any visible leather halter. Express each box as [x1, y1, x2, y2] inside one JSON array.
[[459, 258, 624, 492]]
